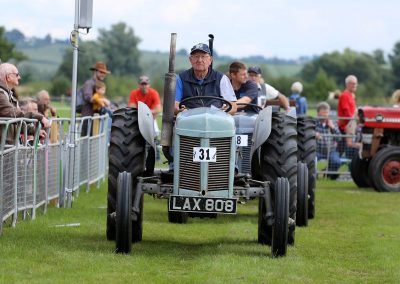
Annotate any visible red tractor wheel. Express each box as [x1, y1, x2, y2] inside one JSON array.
[[368, 146, 400, 192]]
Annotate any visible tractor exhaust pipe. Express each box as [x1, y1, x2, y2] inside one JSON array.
[[208, 34, 214, 68], [161, 33, 177, 162]]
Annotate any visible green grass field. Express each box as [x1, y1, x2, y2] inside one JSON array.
[[1, 180, 399, 283]]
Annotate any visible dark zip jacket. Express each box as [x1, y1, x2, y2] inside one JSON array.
[[179, 68, 224, 109]]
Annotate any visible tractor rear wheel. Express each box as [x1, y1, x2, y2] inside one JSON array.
[[297, 116, 316, 219], [296, 162, 309, 227]]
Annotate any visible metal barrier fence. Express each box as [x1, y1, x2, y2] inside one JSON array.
[[315, 116, 358, 180], [0, 115, 109, 235]]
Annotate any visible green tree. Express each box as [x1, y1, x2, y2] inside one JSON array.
[[389, 41, 400, 89], [306, 69, 337, 102], [372, 49, 386, 65], [50, 74, 71, 97], [105, 75, 136, 100], [300, 49, 393, 102], [0, 26, 27, 63], [177, 48, 188, 56], [97, 22, 142, 76], [54, 40, 105, 86], [4, 28, 25, 45], [267, 76, 296, 96]]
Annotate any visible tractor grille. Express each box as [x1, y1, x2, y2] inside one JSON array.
[[179, 136, 201, 190], [240, 134, 252, 174], [179, 136, 231, 191], [208, 138, 231, 190]]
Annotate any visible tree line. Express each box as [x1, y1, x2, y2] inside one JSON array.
[[1, 24, 400, 105]]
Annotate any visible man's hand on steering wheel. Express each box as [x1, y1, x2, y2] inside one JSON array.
[[221, 103, 231, 112], [178, 96, 233, 113], [236, 103, 263, 113], [179, 104, 187, 113]]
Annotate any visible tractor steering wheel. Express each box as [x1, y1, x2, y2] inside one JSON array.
[[179, 96, 233, 113], [236, 103, 263, 113]]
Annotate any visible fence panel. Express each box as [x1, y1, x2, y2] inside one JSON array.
[[1, 116, 109, 235], [316, 116, 358, 180], [16, 146, 35, 215]]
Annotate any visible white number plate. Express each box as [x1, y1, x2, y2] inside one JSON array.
[[169, 196, 237, 214], [235, 135, 248, 146], [193, 147, 217, 162]]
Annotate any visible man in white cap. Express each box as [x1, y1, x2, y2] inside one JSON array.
[[247, 66, 290, 111]]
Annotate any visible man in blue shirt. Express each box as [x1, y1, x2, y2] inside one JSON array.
[[289, 81, 307, 115], [175, 43, 237, 114], [228, 61, 258, 112]]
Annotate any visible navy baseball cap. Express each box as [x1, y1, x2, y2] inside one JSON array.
[[190, 43, 211, 55], [248, 66, 262, 74]]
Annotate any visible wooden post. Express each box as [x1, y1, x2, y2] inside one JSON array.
[[50, 121, 58, 143], [92, 114, 100, 136]]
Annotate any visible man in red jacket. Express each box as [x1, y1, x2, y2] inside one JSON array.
[[128, 75, 161, 119], [337, 75, 358, 132], [337, 74, 359, 157]]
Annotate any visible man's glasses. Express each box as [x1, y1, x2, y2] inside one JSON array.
[[190, 54, 210, 61], [9, 73, 20, 78], [140, 82, 148, 86]]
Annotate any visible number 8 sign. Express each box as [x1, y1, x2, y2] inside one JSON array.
[[235, 135, 248, 147]]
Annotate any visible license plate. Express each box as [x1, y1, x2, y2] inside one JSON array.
[[169, 196, 237, 214]]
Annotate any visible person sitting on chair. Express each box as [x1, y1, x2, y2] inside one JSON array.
[[315, 102, 342, 180]]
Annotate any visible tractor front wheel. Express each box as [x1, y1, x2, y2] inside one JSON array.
[[116, 172, 132, 253], [369, 147, 400, 192], [271, 177, 289, 257], [107, 108, 147, 243]]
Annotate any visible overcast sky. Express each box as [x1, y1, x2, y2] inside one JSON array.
[[2, 0, 399, 59]]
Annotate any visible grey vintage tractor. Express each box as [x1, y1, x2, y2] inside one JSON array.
[[234, 104, 316, 232], [107, 34, 301, 257]]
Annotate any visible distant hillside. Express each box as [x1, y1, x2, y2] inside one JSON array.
[[139, 50, 303, 78], [7, 28, 306, 81], [18, 43, 70, 76], [16, 42, 303, 81]]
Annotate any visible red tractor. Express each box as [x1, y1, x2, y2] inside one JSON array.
[[351, 106, 400, 192]]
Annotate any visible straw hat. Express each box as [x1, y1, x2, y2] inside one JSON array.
[[89, 61, 111, 74]]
